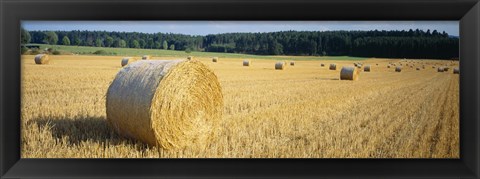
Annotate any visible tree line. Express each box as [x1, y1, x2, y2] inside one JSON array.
[[21, 28, 459, 59]]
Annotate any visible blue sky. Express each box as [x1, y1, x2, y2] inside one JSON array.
[[21, 21, 459, 36]]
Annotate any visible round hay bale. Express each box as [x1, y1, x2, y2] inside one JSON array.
[[106, 60, 223, 150], [212, 57, 218, 62], [142, 55, 151, 60], [444, 67, 450, 72], [438, 67, 444, 72], [416, 67, 420, 70], [364, 65, 371, 72], [187, 56, 194, 60], [121, 57, 137, 67], [395, 66, 402, 72], [290, 61, 295, 66], [453, 67, 460, 74], [34, 54, 50, 64], [387, 65, 391, 68], [340, 66, 359, 81], [321, 63, 325, 67], [243, 60, 251, 66], [275, 62, 286, 70], [329, 64, 337, 70]]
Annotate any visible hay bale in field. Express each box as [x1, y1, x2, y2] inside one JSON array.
[[340, 66, 359, 81], [106, 60, 223, 150], [395, 66, 402, 72], [121, 57, 138, 67], [416, 67, 420, 70], [438, 67, 444, 72], [453, 67, 460, 74], [34, 54, 49, 64], [243, 60, 251, 66], [187, 56, 194, 60], [329, 64, 337, 70], [142, 55, 151, 60], [212, 57, 218, 62], [444, 67, 450, 71], [387, 65, 391, 68], [275, 62, 286, 70], [364, 65, 371, 72], [321, 63, 325, 67], [290, 61, 295, 66]]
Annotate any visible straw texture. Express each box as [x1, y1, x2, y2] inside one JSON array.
[[106, 60, 223, 150], [34, 54, 49, 64], [121, 57, 137, 67], [340, 66, 359, 81]]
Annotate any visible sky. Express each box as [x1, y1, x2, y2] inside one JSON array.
[[21, 21, 459, 36]]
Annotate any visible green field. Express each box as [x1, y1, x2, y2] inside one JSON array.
[[31, 44, 368, 61]]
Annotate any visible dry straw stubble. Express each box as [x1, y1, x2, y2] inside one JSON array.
[[34, 54, 50, 64], [106, 60, 223, 150]]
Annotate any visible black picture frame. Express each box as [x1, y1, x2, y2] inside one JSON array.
[[1, 0, 479, 178]]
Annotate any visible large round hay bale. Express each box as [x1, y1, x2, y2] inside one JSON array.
[[212, 57, 218, 62], [395, 66, 402, 72], [275, 62, 286, 70], [453, 67, 459, 74], [340, 66, 359, 81], [329, 64, 337, 70], [106, 60, 223, 150], [142, 55, 151, 60], [290, 61, 295, 66], [364, 65, 371, 72], [121, 57, 137, 67], [243, 60, 251, 66], [34, 54, 50, 64], [438, 67, 444, 72]]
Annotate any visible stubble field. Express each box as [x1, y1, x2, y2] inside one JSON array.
[[21, 55, 459, 158]]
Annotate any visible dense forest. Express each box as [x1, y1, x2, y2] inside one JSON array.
[[21, 28, 459, 59]]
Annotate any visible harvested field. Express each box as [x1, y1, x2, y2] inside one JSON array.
[[21, 55, 459, 158]]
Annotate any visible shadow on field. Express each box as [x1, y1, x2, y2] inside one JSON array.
[[31, 116, 150, 150], [316, 77, 340, 80]]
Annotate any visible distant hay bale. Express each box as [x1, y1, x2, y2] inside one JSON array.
[[142, 55, 151, 60], [321, 63, 325, 67], [275, 62, 286, 70], [376, 63, 379, 66], [444, 67, 450, 71], [212, 57, 218, 62], [121, 57, 138, 67], [364, 65, 371, 72], [438, 67, 444, 72], [329, 64, 337, 70], [387, 65, 391, 68], [453, 67, 460, 74], [243, 60, 251, 66], [340, 66, 359, 81], [395, 66, 402, 72], [187, 56, 194, 60], [34, 54, 49, 64], [106, 60, 223, 150], [416, 67, 420, 70], [432, 66, 436, 68], [290, 61, 295, 66]]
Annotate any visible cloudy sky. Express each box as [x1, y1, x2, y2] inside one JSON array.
[[22, 21, 459, 36]]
